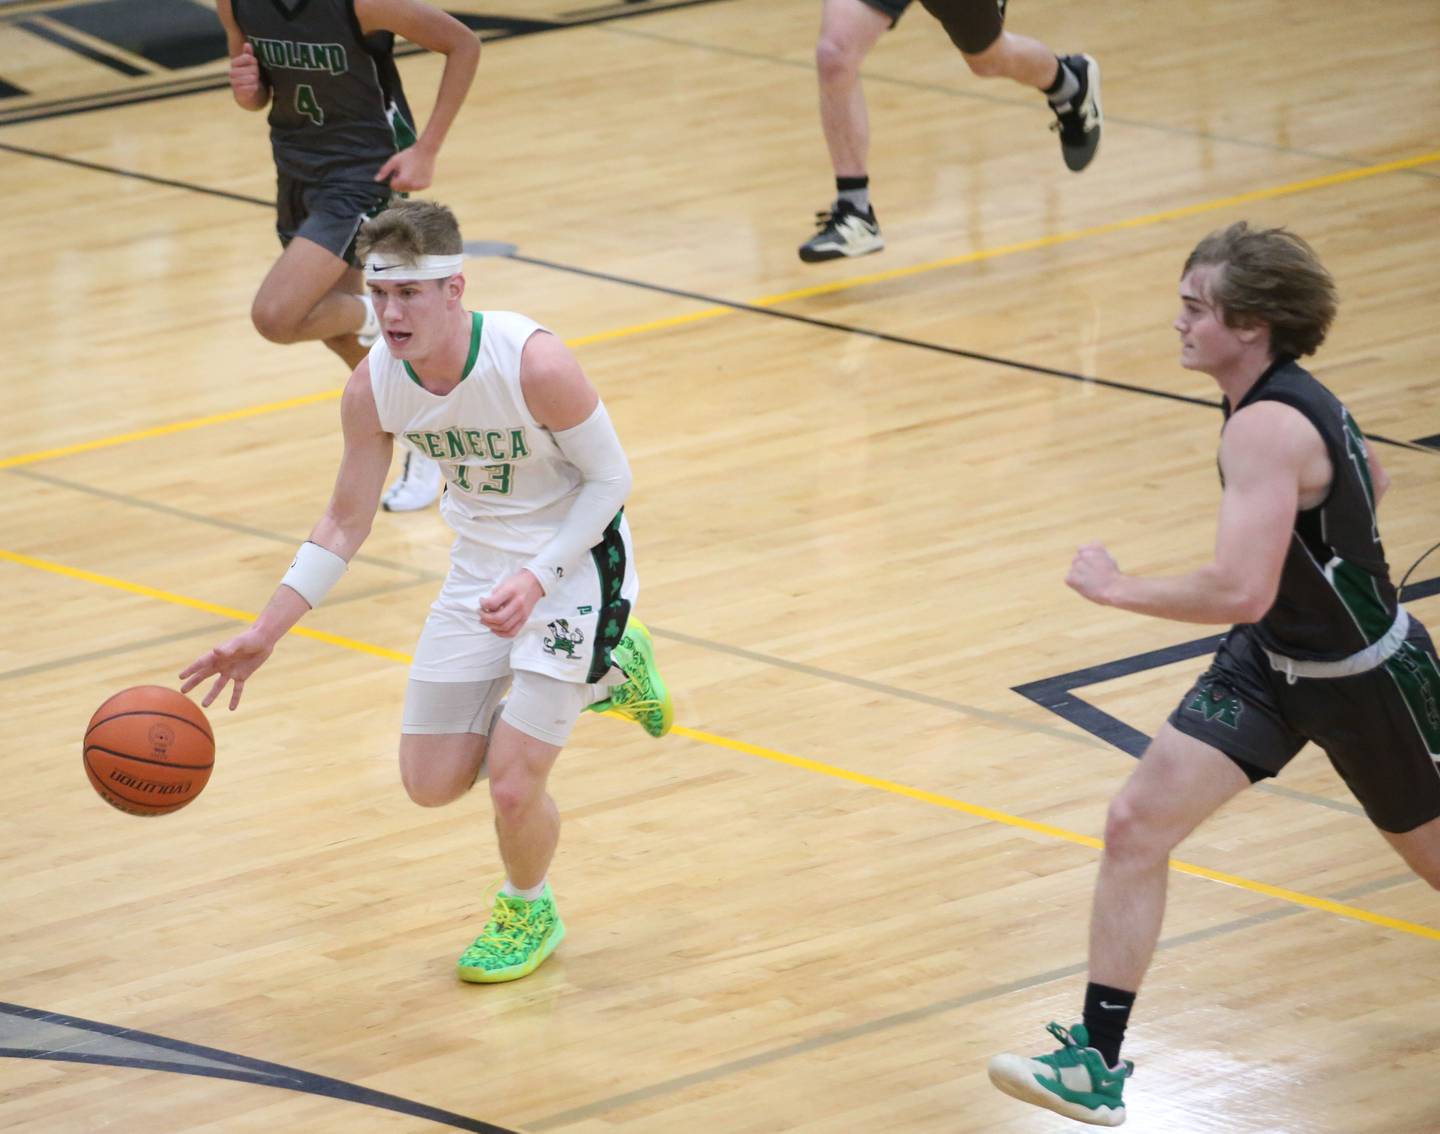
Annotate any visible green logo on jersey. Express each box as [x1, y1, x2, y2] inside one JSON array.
[[251, 37, 348, 76], [1186, 683, 1243, 729]]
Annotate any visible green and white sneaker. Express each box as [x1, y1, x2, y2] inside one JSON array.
[[988, 1022, 1132, 1126], [456, 885, 566, 984], [586, 616, 673, 738]]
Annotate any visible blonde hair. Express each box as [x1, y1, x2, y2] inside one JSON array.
[[356, 199, 463, 265]]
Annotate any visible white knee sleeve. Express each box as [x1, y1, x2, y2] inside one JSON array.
[[500, 670, 596, 747], [401, 678, 510, 736]]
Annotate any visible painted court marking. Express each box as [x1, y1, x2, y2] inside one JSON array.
[[2, 149, 1438, 472], [0, 549, 409, 663], [4, 546, 1437, 945], [0, 1001, 518, 1133]]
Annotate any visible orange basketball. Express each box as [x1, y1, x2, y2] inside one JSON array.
[[83, 686, 215, 816]]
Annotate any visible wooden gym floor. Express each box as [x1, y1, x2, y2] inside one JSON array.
[[2, 1, 1439, 1131]]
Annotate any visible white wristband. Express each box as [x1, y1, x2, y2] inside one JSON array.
[[281, 541, 347, 608]]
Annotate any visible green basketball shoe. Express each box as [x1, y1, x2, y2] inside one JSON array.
[[456, 885, 566, 984], [988, 1022, 1132, 1126], [586, 616, 673, 738]]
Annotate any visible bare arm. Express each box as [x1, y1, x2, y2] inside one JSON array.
[[179, 367, 392, 707], [519, 330, 600, 431], [1367, 443, 1390, 506], [307, 366, 392, 560], [359, 0, 480, 191], [1068, 401, 1319, 625], [216, 0, 270, 111]]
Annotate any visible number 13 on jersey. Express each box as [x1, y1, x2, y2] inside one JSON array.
[[450, 463, 514, 495]]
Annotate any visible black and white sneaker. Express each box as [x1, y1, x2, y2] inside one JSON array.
[[1050, 54, 1102, 172], [797, 200, 884, 263]]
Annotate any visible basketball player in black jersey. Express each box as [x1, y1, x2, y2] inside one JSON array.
[[988, 222, 1440, 1127], [798, 0, 1100, 262], [218, 0, 478, 510]]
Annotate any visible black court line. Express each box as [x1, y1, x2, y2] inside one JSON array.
[[1013, 573, 1440, 758], [0, 139, 272, 206], [0, 139, 1226, 415], [4, 137, 1437, 448], [0, 74, 221, 124], [17, 17, 148, 76], [510, 252, 1223, 406], [508, 251, 1431, 454], [0, 0, 738, 126], [45, 0, 227, 71], [0, 1002, 521, 1133]]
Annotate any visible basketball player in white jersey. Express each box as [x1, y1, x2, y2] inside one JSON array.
[[180, 199, 672, 984]]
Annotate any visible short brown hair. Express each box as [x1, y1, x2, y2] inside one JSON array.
[[356, 199, 463, 265], [1183, 222, 1338, 357]]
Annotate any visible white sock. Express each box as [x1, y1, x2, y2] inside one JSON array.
[[501, 878, 548, 901], [358, 293, 380, 339], [586, 671, 624, 706]]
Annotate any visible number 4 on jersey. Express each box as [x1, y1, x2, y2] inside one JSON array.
[[295, 83, 324, 126]]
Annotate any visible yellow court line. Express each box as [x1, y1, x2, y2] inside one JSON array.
[[754, 149, 1440, 306], [552, 149, 1440, 335], [567, 307, 731, 347], [6, 545, 1438, 943], [673, 724, 1440, 943], [0, 314, 719, 471], [0, 389, 344, 471], [6, 150, 1439, 473], [0, 550, 409, 663]]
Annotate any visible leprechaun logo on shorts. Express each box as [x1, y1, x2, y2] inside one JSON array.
[[543, 619, 585, 659]]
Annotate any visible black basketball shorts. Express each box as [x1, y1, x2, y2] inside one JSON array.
[[1168, 621, 1440, 833], [858, 0, 913, 25], [275, 174, 394, 266], [917, 0, 1008, 54]]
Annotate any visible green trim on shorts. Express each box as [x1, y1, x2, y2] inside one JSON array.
[[1383, 640, 1440, 758]]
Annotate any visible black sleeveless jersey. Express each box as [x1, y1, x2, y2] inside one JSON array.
[[1224, 356, 1397, 661], [233, 0, 414, 181]]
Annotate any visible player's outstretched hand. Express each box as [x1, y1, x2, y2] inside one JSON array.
[[479, 571, 544, 639], [376, 143, 437, 193], [1066, 541, 1121, 606], [179, 629, 276, 711]]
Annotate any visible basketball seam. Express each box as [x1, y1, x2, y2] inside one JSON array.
[[83, 744, 213, 771], [85, 709, 214, 744]]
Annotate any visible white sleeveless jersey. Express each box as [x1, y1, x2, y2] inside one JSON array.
[[369, 310, 582, 557]]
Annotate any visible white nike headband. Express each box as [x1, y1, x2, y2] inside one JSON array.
[[363, 252, 465, 281]]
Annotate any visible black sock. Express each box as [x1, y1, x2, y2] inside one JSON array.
[[835, 175, 870, 214], [1081, 982, 1135, 1069]]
